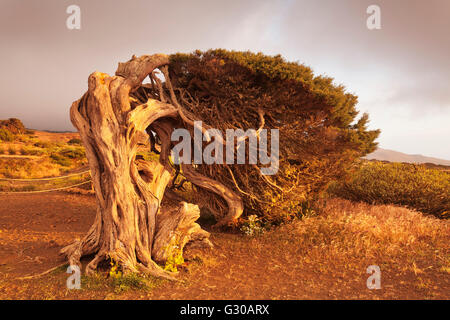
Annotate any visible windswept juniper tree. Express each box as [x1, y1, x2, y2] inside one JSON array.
[[61, 50, 379, 279]]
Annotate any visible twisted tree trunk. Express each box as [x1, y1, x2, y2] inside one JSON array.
[[60, 55, 221, 279]]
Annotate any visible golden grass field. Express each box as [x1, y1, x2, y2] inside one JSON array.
[[0, 195, 448, 299], [0, 130, 84, 179]]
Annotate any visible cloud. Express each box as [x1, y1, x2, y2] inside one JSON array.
[[0, 0, 448, 157]]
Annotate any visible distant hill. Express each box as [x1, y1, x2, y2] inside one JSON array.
[[364, 148, 450, 166]]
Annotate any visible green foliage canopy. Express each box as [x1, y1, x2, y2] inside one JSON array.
[[165, 50, 380, 223]]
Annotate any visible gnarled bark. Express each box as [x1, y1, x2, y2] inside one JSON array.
[[60, 54, 229, 279], [180, 164, 244, 228]]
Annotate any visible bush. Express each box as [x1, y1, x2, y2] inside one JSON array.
[[0, 128, 15, 142], [0, 118, 25, 134], [8, 146, 16, 155], [59, 147, 85, 159], [50, 153, 72, 167], [19, 146, 44, 156], [328, 161, 450, 218], [167, 50, 380, 223], [68, 138, 82, 145], [240, 215, 264, 236], [33, 140, 54, 149], [12, 185, 37, 192]]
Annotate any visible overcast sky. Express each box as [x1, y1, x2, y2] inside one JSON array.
[[0, 0, 449, 159]]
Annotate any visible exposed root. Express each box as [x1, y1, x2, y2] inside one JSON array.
[[15, 262, 69, 281], [60, 240, 82, 268], [181, 164, 244, 227], [85, 251, 105, 276], [60, 242, 179, 281], [137, 262, 178, 282], [61, 54, 225, 281]]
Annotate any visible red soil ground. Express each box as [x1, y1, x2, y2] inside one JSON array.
[[0, 192, 448, 300]]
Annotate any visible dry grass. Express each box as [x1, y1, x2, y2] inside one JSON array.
[[328, 161, 450, 218], [0, 158, 62, 179], [140, 198, 449, 299], [0, 131, 87, 181], [272, 198, 449, 276], [32, 131, 79, 143], [0, 195, 448, 299]]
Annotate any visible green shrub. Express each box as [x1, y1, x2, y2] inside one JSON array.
[[29, 148, 44, 156], [0, 128, 15, 142], [68, 138, 82, 145], [59, 147, 85, 159], [19, 146, 44, 156], [0, 118, 25, 134], [0, 184, 37, 192], [8, 146, 16, 155], [168, 50, 380, 224], [240, 215, 264, 236], [105, 258, 157, 293], [111, 273, 155, 293], [34, 141, 54, 149], [50, 153, 72, 167], [328, 161, 450, 218], [15, 185, 37, 192]]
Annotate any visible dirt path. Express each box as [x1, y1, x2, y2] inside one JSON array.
[[0, 193, 448, 299]]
